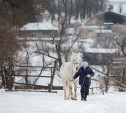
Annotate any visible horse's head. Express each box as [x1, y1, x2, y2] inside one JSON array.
[[71, 52, 80, 71]]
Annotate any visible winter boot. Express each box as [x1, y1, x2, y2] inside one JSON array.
[[81, 93, 84, 100], [84, 94, 87, 101]]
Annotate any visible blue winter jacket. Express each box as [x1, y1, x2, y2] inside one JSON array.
[[73, 66, 95, 86]]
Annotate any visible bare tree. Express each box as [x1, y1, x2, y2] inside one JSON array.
[[0, 1, 21, 66], [33, 0, 107, 68], [43, 0, 107, 21], [95, 24, 126, 58], [111, 24, 126, 57], [92, 24, 126, 92], [0, 0, 41, 88]]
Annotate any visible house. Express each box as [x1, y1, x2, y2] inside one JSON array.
[[85, 11, 126, 28], [81, 48, 119, 65], [20, 22, 58, 40], [78, 11, 126, 65], [79, 11, 126, 39]]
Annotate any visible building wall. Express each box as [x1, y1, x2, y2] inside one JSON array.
[[20, 30, 57, 38], [85, 17, 103, 26], [106, 1, 126, 14], [82, 52, 114, 65]]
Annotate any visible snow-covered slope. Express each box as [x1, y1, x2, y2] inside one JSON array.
[[0, 90, 126, 113]]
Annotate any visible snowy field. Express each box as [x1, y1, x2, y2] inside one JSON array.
[[0, 89, 126, 113]]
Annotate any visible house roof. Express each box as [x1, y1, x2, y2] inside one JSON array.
[[81, 25, 105, 29], [96, 29, 112, 33], [108, 0, 126, 3], [85, 11, 126, 25], [84, 48, 118, 54], [20, 22, 58, 31]]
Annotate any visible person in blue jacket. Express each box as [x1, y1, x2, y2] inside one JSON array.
[[72, 61, 95, 101]]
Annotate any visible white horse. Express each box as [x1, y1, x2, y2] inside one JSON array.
[[60, 53, 80, 100]]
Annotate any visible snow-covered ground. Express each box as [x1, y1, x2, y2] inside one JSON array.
[[0, 89, 126, 113]]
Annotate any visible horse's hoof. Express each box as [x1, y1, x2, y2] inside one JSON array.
[[71, 98, 74, 100], [67, 97, 70, 100]]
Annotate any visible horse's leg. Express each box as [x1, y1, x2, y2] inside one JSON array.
[[67, 81, 74, 100], [74, 82, 77, 100], [67, 82, 71, 100], [70, 83, 74, 100], [62, 78, 67, 100]]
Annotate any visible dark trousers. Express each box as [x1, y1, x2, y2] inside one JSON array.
[[80, 85, 90, 95]]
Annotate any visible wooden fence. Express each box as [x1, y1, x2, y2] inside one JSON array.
[[90, 61, 126, 93], [0, 58, 61, 93], [1, 57, 126, 94]]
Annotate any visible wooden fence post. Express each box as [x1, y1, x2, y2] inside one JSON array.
[[48, 60, 57, 92], [122, 66, 126, 92], [105, 61, 110, 93], [8, 57, 12, 90], [98, 74, 104, 95], [1, 65, 5, 88], [4, 66, 8, 88], [25, 52, 29, 89]]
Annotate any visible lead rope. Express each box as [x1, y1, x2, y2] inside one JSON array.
[[72, 76, 86, 88]]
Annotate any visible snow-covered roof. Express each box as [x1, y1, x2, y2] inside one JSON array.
[[107, 1, 126, 15], [20, 22, 58, 31], [109, 11, 126, 17], [81, 25, 106, 29], [96, 30, 112, 33], [104, 23, 114, 25], [108, 0, 126, 3], [84, 48, 118, 54]]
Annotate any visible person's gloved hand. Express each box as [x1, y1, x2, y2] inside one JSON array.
[[86, 74, 90, 78], [71, 78, 75, 81]]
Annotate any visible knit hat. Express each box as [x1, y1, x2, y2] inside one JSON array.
[[82, 62, 88, 67]]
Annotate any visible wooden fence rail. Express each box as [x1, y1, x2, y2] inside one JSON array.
[[89, 63, 126, 91], [1, 58, 58, 92], [12, 82, 63, 91], [15, 65, 54, 68], [12, 75, 51, 78]]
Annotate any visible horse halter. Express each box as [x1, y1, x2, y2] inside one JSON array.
[[73, 61, 79, 71]]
